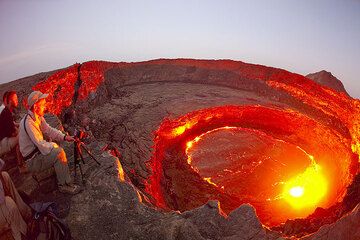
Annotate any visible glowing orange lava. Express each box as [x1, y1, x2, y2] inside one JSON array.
[[146, 105, 356, 226], [282, 163, 327, 211], [116, 159, 125, 182], [186, 126, 329, 216], [289, 186, 304, 198]]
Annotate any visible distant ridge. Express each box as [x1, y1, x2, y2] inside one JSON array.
[[306, 70, 349, 96]]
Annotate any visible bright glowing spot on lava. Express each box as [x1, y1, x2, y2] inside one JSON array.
[[289, 186, 304, 198], [283, 163, 327, 210], [185, 125, 329, 218], [174, 125, 186, 136], [173, 122, 197, 137]]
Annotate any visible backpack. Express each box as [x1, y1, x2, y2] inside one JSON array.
[[28, 202, 72, 240]]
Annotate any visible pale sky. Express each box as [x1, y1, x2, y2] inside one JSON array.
[[0, 0, 359, 98]]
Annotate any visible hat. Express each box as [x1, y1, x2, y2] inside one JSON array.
[[27, 91, 48, 109]]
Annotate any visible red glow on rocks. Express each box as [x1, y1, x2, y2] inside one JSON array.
[[33, 64, 80, 115], [32, 61, 127, 115], [266, 73, 360, 165], [78, 61, 126, 100]]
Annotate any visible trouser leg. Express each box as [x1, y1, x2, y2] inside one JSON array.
[[0, 137, 21, 179], [1, 171, 31, 221], [52, 147, 72, 185], [0, 136, 18, 160], [0, 196, 27, 240], [0, 138, 7, 156], [15, 144, 25, 168], [26, 147, 72, 185]]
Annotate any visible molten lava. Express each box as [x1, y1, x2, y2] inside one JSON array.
[[185, 126, 330, 222], [289, 186, 304, 198], [146, 105, 357, 226], [283, 163, 327, 210]]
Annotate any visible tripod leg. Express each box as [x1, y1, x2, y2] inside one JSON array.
[[78, 162, 84, 182], [79, 150, 86, 164], [81, 144, 101, 165], [74, 145, 78, 176]]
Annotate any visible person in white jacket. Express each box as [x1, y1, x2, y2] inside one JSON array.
[[19, 91, 80, 194]]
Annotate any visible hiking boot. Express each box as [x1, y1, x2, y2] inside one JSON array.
[[58, 183, 81, 195]]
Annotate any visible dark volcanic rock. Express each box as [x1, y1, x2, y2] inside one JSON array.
[[301, 203, 360, 240], [182, 200, 227, 240], [306, 70, 349, 95], [224, 204, 275, 240]]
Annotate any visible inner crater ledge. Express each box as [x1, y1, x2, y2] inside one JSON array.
[[145, 105, 357, 227], [186, 126, 326, 225]]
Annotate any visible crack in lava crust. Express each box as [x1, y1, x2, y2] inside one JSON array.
[[146, 105, 357, 226]]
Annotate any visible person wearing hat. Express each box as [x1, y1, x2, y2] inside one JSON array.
[[19, 91, 80, 194]]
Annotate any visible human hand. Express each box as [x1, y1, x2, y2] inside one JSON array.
[[65, 135, 75, 142]]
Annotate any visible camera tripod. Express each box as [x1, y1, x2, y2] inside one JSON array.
[[73, 139, 101, 182]]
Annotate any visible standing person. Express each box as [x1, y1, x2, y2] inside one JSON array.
[[0, 91, 26, 172], [19, 91, 80, 194], [0, 159, 32, 240]]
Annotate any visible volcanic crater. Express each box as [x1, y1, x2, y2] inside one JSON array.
[[1, 59, 359, 239]]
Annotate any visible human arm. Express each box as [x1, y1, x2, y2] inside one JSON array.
[[25, 118, 59, 155], [40, 116, 67, 143], [64, 135, 75, 142]]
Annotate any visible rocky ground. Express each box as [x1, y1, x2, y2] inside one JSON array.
[[7, 133, 358, 240], [6, 133, 359, 240]]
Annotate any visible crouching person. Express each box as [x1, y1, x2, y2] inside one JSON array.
[[0, 159, 32, 240], [19, 91, 80, 194], [0, 91, 26, 172]]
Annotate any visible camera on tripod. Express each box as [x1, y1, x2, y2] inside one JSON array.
[[74, 129, 86, 142], [73, 128, 100, 182]]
